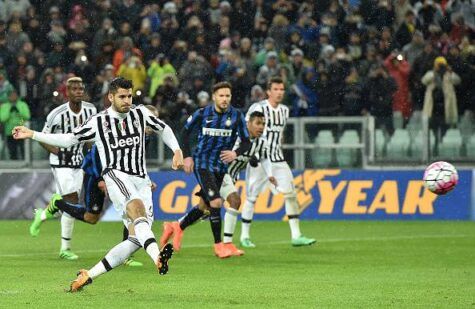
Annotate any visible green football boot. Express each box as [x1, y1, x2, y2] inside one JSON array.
[[240, 238, 256, 248], [59, 249, 79, 260], [45, 193, 62, 216], [124, 256, 143, 267], [291, 236, 317, 247]]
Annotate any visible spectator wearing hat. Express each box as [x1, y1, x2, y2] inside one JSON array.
[[422, 56, 461, 132], [255, 37, 275, 67], [0, 88, 30, 159]]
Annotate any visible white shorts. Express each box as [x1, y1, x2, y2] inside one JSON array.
[[103, 169, 153, 228], [246, 161, 295, 199], [219, 174, 237, 201], [51, 167, 84, 196]]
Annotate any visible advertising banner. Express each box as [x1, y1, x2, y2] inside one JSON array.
[[150, 169, 473, 221], [0, 169, 472, 220]]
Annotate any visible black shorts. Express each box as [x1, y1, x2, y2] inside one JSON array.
[[194, 169, 225, 204], [83, 174, 105, 215]]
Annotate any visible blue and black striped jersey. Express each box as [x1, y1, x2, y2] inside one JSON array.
[[184, 105, 250, 173]]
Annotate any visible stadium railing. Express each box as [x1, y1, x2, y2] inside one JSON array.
[[1, 116, 474, 169]]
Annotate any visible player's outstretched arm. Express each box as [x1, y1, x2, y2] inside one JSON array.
[[12, 125, 80, 148]]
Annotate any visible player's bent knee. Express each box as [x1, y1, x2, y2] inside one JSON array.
[[62, 192, 79, 203], [209, 198, 223, 208], [227, 193, 241, 210], [85, 213, 100, 224], [126, 199, 146, 219]]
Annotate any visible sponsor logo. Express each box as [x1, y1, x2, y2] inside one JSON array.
[[202, 127, 232, 137], [110, 133, 140, 150]]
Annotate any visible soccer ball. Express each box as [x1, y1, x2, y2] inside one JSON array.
[[423, 161, 458, 195]]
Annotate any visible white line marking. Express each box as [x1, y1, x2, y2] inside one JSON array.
[[0, 234, 471, 258]]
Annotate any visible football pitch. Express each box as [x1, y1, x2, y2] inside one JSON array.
[[0, 220, 474, 308]]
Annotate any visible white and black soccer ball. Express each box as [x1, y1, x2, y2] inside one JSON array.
[[423, 161, 458, 195]]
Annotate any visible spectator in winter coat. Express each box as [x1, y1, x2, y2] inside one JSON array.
[[384, 52, 412, 119]]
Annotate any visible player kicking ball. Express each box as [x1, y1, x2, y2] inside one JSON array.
[[160, 111, 276, 258], [30, 105, 161, 267], [240, 77, 316, 248], [13, 78, 184, 292], [160, 82, 251, 258]]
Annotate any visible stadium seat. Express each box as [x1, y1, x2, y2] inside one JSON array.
[[392, 111, 404, 130], [336, 130, 359, 167], [386, 129, 410, 159], [312, 130, 334, 167], [375, 129, 386, 158], [466, 135, 475, 159], [438, 129, 462, 158], [406, 111, 422, 140], [410, 130, 435, 158], [458, 111, 474, 142]]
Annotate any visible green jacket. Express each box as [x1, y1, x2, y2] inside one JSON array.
[[147, 61, 177, 98], [0, 100, 31, 136]]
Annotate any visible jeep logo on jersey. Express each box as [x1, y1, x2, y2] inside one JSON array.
[[110, 133, 141, 149]]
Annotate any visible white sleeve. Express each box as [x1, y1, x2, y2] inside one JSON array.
[[141, 105, 167, 133], [32, 131, 79, 148], [161, 124, 181, 152], [261, 157, 273, 177], [245, 102, 262, 121]]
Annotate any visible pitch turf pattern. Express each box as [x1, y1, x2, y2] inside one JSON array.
[[1, 221, 474, 307]]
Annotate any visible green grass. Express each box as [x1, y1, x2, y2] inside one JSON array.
[[0, 220, 474, 308]]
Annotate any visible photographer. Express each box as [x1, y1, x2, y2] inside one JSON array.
[[0, 89, 30, 159], [422, 56, 461, 134]]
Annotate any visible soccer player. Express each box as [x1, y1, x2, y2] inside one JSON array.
[[161, 111, 276, 257], [13, 77, 184, 292], [29, 77, 97, 261], [160, 81, 251, 258], [240, 76, 316, 248]]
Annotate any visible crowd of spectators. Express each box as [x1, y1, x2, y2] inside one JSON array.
[[0, 0, 474, 143]]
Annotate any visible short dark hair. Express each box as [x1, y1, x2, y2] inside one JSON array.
[[249, 111, 265, 121], [212, 81, 232, 93], [266, 76, 284, 90], [109, 77, 133, 94]]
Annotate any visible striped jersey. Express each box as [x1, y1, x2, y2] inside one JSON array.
[[71, 105, 168, 178], [42, 101, 97, 168], [228, 136, 268, 181], [184, 104, 249, 174], [246, 100, 289, 162]]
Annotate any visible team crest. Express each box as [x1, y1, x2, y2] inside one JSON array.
[[133, 119, 140, 128], [208, 189, 215, 197], [186, 115, 192, 123], [225, 118, 232, 127]]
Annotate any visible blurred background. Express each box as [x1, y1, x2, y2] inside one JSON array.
[[0, 0, 473, 170]]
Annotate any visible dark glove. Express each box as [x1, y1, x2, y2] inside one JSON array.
[[249, 155, 259, 167]]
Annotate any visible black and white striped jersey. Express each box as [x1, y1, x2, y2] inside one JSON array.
[[71, 105, 169, 178], [228, 136, 268, 181], [246, 100, 289, 162], [42, 101, 97, 168]]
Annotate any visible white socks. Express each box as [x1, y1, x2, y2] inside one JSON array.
[[61, 213, 75, 250], [240, 199, 255, 241], [134, 217, 160, 264], [223, 208, 239, 243], [88, 237, 141, 279], [284, 193, 302, 239]]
